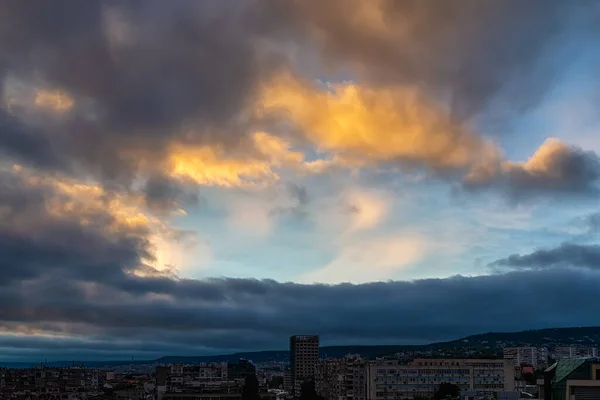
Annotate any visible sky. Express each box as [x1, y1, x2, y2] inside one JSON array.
[[0, 0, 600, 362]]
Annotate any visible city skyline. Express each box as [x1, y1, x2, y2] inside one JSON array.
[[0, 0, 600, 362]]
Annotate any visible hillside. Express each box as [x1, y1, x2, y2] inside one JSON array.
[[155, 326, 600, 364], [6, 326, 600, 367]]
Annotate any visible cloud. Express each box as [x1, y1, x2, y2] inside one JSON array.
[[490, 243, 600, 270], [257, 75, 501, 176], [2, 266, 600, 360], [300, 234, 426, 284], [257, 0, 591, 121], [465, 139, 600, 200], [0, 169, 598, 359], [0, 0, 285, 190], [587, 213, 600, 233], [0, 165, 195, 281], [0, 0, 597, 210], [503, 139, 600, 197], [258, 76, 600, 200]]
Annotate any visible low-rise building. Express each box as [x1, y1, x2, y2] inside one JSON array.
[[367, 359, 515, 400], [539, 357, 600, 400], [503, 347, 547, 368]]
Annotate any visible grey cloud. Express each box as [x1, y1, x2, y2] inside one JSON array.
[[0, 176, 599, 358], [464, 142, 600, 201], [490, 243, 600, 270], [256, 0, 594, 122], [587, 213, 600, 233], [0, 0, 280, 184], [2, 268, 600, 360], [505, 146, 600, 197], [269, 182, 310, 219], [143, 174, 203, 212]]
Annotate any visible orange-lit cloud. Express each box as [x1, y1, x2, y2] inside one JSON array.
[[165, 132, 309, 188], [34, 90, 74, 113], [257, 75, 501, 176], [6, 165, 200, 276]]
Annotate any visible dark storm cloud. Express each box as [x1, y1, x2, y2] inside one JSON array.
[[256, 0, 595, 122], [2, 267, 600, 358], [505, 146, 600, 198], [463, 141, 600, 201], [1, 173, 599, 357], [490, 243, 600, 270], [0, 0, 279, 184], [0, 109, 65, 170], [142, 174, 202, 212], [0, 169, 156, 288]]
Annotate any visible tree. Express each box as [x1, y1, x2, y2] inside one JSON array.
[[433, 383, 460, 400], [299, 380, 324, 400], [522, 372, 535, 385], [242, 374, 261, 400]]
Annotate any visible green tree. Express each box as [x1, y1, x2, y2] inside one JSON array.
[[433, 383, 460, 400], [299, 381, 324, 400], [522, 372, 535, 385], [242, 374, 262, 400]]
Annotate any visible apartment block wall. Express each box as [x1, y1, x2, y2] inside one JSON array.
[[367, 359, 513, 400]]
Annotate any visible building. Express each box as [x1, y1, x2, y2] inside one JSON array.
[[539, 357, 600, 400], [367, 359, 515, 400], [283, 368, 292, 393], [290, 335, 319, 398], [554, 346, 598, 360], [227, 359, 256, 381], [162, 382, 242, 400], [316, 356, 368, 400], [503, 347, 547, 368]]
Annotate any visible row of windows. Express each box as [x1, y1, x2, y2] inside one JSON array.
[[376, 369, 472, 375], [473, 384, 505, 389], [376, 377, 471, 384]]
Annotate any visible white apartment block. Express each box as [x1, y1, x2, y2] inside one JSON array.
[[554, 346, 598, 360], [503, 347, 548, 367], [367, 359, 514, 400]]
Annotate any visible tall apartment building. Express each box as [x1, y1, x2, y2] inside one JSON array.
[[290, 335, 319, 398], [316, 357, 368, 400], [367, 359, 515, 400], [503, 347, 548, 367]]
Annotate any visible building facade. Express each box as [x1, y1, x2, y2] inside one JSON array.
[[540, 357, 600, 400], [503, 347, 548, 368], [227, 359, 256, 382], [316, 357, 368, 400], [367, 359, 515, 400], [554, 346, 598, 360], [290, 335, 319, 398]]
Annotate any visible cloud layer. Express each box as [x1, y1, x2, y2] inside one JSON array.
[[0, 0, 600, 360]]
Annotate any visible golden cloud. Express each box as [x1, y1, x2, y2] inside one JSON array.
[[6, 165, 196, 275], [165, 132, 309, 188], [34, 89, 74, 113], [257, 75, 502, 175]]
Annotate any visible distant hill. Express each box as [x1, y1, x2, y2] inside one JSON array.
[[5, 326, 600, 368], [156, 326, 600, 364]]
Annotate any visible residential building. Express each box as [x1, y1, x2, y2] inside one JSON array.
[[283, 367, 292, 393], [554, 346, 598, 360], [503, 347, 547, 368], [227, 359, 256, 381], [316, 356, 368, 400], [539, 357, 600, 400], [290, 335, 319, 398], [367, 359, 515, 400]]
